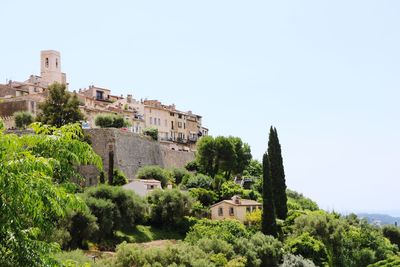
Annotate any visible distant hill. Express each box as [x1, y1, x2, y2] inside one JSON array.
[[358, 213, 400, 226]]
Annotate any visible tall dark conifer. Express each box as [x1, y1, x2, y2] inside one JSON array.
[[268, 126, 288, 219], [262, 152, 277, 236]]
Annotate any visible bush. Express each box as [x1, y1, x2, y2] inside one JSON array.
[[285, 232, 329, 267], [279, 254, 316, 267], [185, 160, 199, 172], [169, 167, 189, 185], [83, 185, 147, 243], [186, 219, 248, 244], [136, 165, 169, 188], [189, 188, 218, 206], [14, 111, 34, 129], [95, 114, 128, 128], [382, 225, 400, 248], [110, 241, 216, 267], [143, 127, 158, 141], [61, 207, 99, 249], [110, 169, 128, 186], [185, 174, 213, 190], [147, 189, 193, 227], [233, 232, 283, 267], [220, 181, 245, 199], [287, 190, 319, 211]]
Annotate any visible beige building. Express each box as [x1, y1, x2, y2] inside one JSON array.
[[40, 50, 67, 87], [123, 179, 162, 197], [210, 196, 262, 223]]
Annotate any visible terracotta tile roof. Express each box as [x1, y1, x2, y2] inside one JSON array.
[[210, 199, 261, 208]]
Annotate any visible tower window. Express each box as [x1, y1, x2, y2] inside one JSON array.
[[45, 58, 49, 68], [56, 58, 58, 68]]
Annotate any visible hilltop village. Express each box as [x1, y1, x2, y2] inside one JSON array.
[[0, 50, 208, 151]]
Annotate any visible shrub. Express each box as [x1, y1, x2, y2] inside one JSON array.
[[285, 232, 329, 267], [185, 160, 199, 172], [382, 225, 400, 248], [220, 181, 244, 199], [14, 111, 34, 129], [186, 219, 248, 244], [84, 196, 116, 241], [185, 174, 213, 190], [189, 188, 218, 206], [233, 232, 283, 267], [169, 167, 189, 185], [279, 254, 316, 267], [111, 241, 216, 267], [95, 114, 128, 128], [136, 165, 169, 188], [110, 169, 128, 186], [143, 127, 158, 141], [147, 189, 193, 227], [62, 207, 99, 250], [287, 190, 319, 211]]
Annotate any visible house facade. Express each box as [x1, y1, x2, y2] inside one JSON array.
[[210, 196, 262, 223], [122, 179, 162, 197]]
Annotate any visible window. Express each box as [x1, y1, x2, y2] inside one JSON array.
[[170, 112, 174, 116], [171, 121, 174, 130], [178, 122, 182, 128], [229, 207, 234, 216], [218, 207, 223, 216], [45, 58, 49, 68], [158, 118, 161, 125], [165, 119, 167, 127], [246, 207, 251, 213], [96, 90, 104, 100], [178, 114, 182, 119], [56, 58, 58, 68], [150, 117, 153, 124], [184, 123, 186, 129]]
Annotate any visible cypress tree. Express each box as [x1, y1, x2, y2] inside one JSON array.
[[268, 126, 288, 220], [262, 152, 277, 236]]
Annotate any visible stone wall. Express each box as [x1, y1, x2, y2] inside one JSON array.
[[80, 128, 195, 185]]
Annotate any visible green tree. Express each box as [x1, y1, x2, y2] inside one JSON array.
[[196, 136, 217, 176], [14, 111, 34, 129], [382, 225, 400, 248], [0, 125, 90, 266], [262, 152, 277, 237], [147, 189, 193, 227], [244, 159, 263, 178], [268, 126, 288, 220], [37, 83, 84, 127]]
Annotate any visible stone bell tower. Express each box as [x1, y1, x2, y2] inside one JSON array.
[[40, 50, 67, 87]]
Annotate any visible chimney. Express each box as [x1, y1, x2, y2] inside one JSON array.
[[127, 94, 132, 103]]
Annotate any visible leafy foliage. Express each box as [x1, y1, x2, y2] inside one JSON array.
[[37, 83, 84, 127], [0, 124, 88, 266], [147, 189, 193, 227], [143, 127, 158, 141], [186, 219, 248, 244], [185, 173, 213, 190], [280, 254, 316, 267], [189, 188, 218, 206], [14, 111, 34, 129], [196, 135, 252, 178], [382, 225, 400, 248], [136, 165, 170, 188], [94, 114, 129, 128], [233, 232, 283, 267], [287, 190, 319, 211], [285, 232, 329, 266], [109, 169, 128, 186], [27, 122, 103, 185]]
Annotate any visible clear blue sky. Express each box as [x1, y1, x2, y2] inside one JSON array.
[[1, 0, 399, 216]]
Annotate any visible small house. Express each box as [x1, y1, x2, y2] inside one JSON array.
[[210, 195, 262, 223], [123, 179, 162, 196]]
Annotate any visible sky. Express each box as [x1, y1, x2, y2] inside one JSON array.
[[1, 0, 399, 216]]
